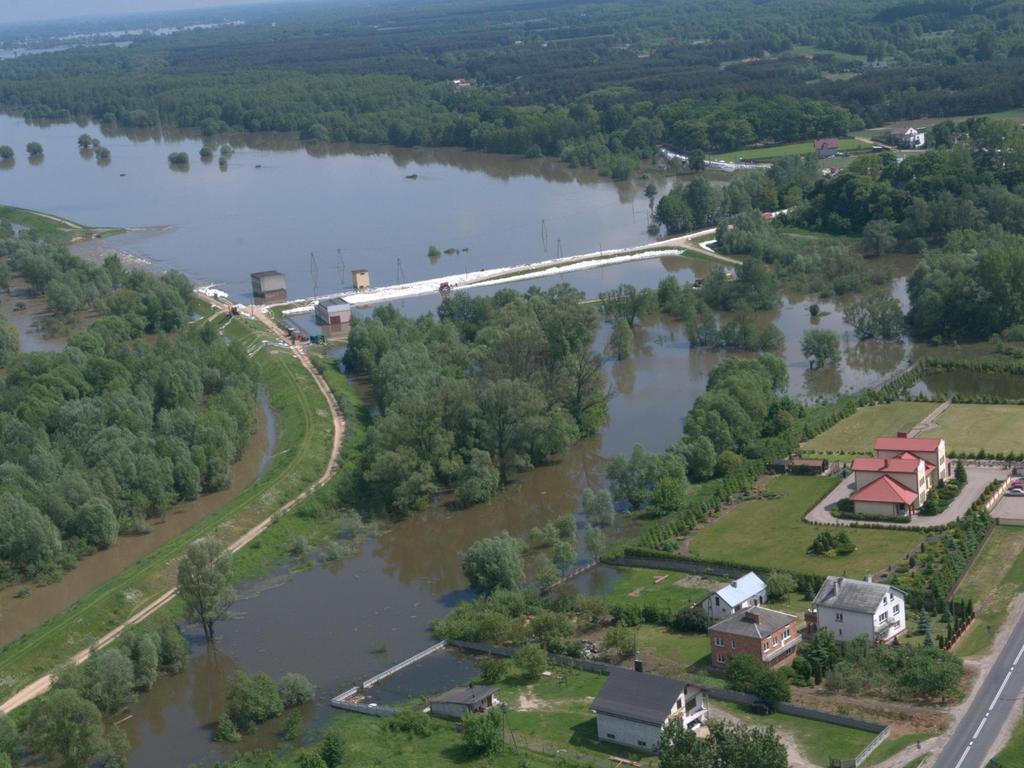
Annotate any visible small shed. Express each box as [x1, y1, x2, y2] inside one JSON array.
[[315, 299, 352, 327], [251, 271, 287, 298], [429, 685, 498, 720], [352, 269, 371, 291]]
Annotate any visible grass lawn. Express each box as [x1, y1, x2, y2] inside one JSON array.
[[0, 313, 337, 701], [634, 625, 716, 685], [767, 592, 813, 619], [802, 402, 937, 454], [994, 713, 1024, 766], [710, 138, 862, 162], [862, 732, 935, 766], [953, 526, 1024, 658], [687, 476, 926, 578], [918, 403, 1024, 454], [502, 669, 657, 765], [327, 710, 570, 768], [602, 567, 709, 610], [713, 700, 876, 766]]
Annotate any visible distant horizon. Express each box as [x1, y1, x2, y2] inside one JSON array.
[[2, 0, 311, 26]]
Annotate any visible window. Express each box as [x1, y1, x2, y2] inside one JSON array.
[[716, 654, 725, 664], [715, 596, 720, 606], [893, 603, 901, 614], [783, 629, 791, 640], [638, 740, 647, 747], [763, 641, 770, 651], [714, 637, 724, 647], [730, 640, 736, 649], [878, 611, 888, 622], [882, 595, 888, 605], [773, 636, 779, 646], [835, 612, 844, 623], [606, 733, 616, 740]]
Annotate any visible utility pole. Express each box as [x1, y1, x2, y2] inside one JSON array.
[[310, 252, 319, 298], [336, 248, 345, 291]]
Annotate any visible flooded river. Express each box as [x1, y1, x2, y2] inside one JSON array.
[[0, 112, 922, 765]]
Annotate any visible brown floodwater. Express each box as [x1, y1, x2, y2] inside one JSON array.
[[908, 369, 1024, 400], [0, 393, 275, 648]]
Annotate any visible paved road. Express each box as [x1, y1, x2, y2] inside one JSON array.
[[933, 611, 1024, 768]]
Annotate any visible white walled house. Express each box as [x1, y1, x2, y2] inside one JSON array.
[[592, 669, 708, 754], [874, 436, 949, 483], [811, 576, 906, 644], [701, 572, 767, 621], [890, 127, 926, 148]]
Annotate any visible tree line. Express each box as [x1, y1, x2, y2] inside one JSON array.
[[0, 225, 259, 584]]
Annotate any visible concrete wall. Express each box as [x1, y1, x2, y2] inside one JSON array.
[[816, 606, 876, 642], [853, 500, 904, 518], [596, 713, 663, 753], [430, 701, 471, 720]]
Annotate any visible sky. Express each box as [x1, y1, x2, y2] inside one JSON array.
[[4, 0, 302, 25]]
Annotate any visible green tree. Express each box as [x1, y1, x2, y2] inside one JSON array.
[[534, 554, 558, 588], [461, 532, 525, 594], [177, 537, 235, 641], [553, 538, 577, 575], [103, 725, 130, 768], [765, 571, 797, 601], [26, 142, 43, 156], [609, 317, 634, 360], [581, 488, 615, 526], [725, 654, 790, 706], [167, 151, 189, 165], [801, 329, 840, 368], [199, 146, 214, 159], [25, 689, 107, 768], [659, 718, 786, 768], [0, 146, 14, 160], [226, 671, 284, 732], [319, 731, 345, 767], [77, 134, 93, 149], [955, 460, 968, 484], [844, 294, 904, 340], [0, 316, 19, 367], [427, 245, 442, 262], [455, 449, 500, 507], [584, 524, 607, 560], [862, 219, 897, 257], [214, 713, 242, 742], [81, 647, 135, 713], [599, 284, 658, 327], [278, 673, 315, 707], [516, 644, 548, 680], [296, 752, 328, 768], [0, 712, 17, 759], [462, 709, 503, 756]]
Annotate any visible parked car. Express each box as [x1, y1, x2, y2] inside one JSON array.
[[1006, 487, 1024, 497]]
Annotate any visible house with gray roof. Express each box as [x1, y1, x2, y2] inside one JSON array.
[[701, 571, 767, 620], [429, 685, 498, 719], [592, 669, 708, 753], [708, 606, 799, 670], [810, 576, 906, 643]]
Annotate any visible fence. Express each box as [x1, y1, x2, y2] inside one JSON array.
[[330, 640, 447, 710], [361, 640, 447, 689], [541, 559, 601, 594], [605, 555, 747, 580], [330, 700, 396, 717]]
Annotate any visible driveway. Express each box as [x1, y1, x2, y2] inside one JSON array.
[[804, 466, 1008, 528]]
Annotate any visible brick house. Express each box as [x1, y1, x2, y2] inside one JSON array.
[[708, 607, 799, 671]]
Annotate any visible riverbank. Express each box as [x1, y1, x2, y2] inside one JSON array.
[[0, 310, 339, 707]]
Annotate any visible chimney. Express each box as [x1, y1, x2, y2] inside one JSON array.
[[835, 577, 844, 597], [897, 432, 908, 438], [634, 658, 644, 673], [731, 581, 738, 589], [744, 611, 760, 623], [865, 575, 873, 583]]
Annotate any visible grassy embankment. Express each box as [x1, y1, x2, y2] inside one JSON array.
[[0, 313, 337, 702], [953, 526, 1024, 658], [995, 715, 1024, 766], [0, 204, 126, 242], [687, 476, 927, 577]]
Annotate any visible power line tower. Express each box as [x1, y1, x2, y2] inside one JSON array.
[[310, 252, 319, 298], [336, 248, 346, 291], [396, 257, 406, 284], [556, 238, 563, 259], [540, 218, 548, 253]]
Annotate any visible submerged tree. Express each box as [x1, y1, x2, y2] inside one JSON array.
[[177, 537, 234, 640]]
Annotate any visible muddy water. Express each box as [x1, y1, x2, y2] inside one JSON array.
[[0, 393, 276, 648], [908, 369, 1024, 399]]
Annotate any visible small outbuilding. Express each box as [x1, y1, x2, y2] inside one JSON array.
[[251, 270, 287, 299], [352, 269, 371, 291], [315, 299, 352, 327], [428, 685, 498, 720], [592, 669, 707, 753]]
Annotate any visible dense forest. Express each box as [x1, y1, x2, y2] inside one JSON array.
[[1, 0, 1023, 176], [342, 286, 607, 516], [0, 224, 259, 584]]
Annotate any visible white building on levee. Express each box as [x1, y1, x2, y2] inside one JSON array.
[[701, 571, 768, 621], [592, 669, 708, 753], [811, 576, 906, 644]]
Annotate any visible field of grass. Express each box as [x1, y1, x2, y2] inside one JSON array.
[[602, 567, 709, 610], [953, 526, 1024, 658], [862, 732, 934, 766], [917, 403, 1024, 454], [688, 476, 926, 577], [0, 313, 336, 701], [0, 204, 125, 241], [634, 625, 716, 685], [710, 138, 862, 162], [713, 700, 876, 766], [802, 402, 937, 454], [994, 713, 1024, 766], [502, 669, 657, 765]]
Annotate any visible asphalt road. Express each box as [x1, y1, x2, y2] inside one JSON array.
[[934, 611, 1024, 768]]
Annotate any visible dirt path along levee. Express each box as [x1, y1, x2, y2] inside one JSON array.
[[0, 299, 346, 715]]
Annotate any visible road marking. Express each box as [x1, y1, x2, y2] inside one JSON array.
[[953, 744, 971, 768], [990, 666, 1015, 711], [973, 716, 987, 740], [1015, 642, 1024, 666]]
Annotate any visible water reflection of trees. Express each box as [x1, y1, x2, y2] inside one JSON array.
[[804, 364, 842, 398], [844, 339, 908, 374]]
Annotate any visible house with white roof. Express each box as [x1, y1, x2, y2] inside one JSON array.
[[810, 576, 906, 644], [701, 571, 767, 621]]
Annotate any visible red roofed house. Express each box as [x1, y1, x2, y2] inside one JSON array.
[[814, 138, 839, 159], [851, 475, 922, 517], [873, 435, 949, 484]]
